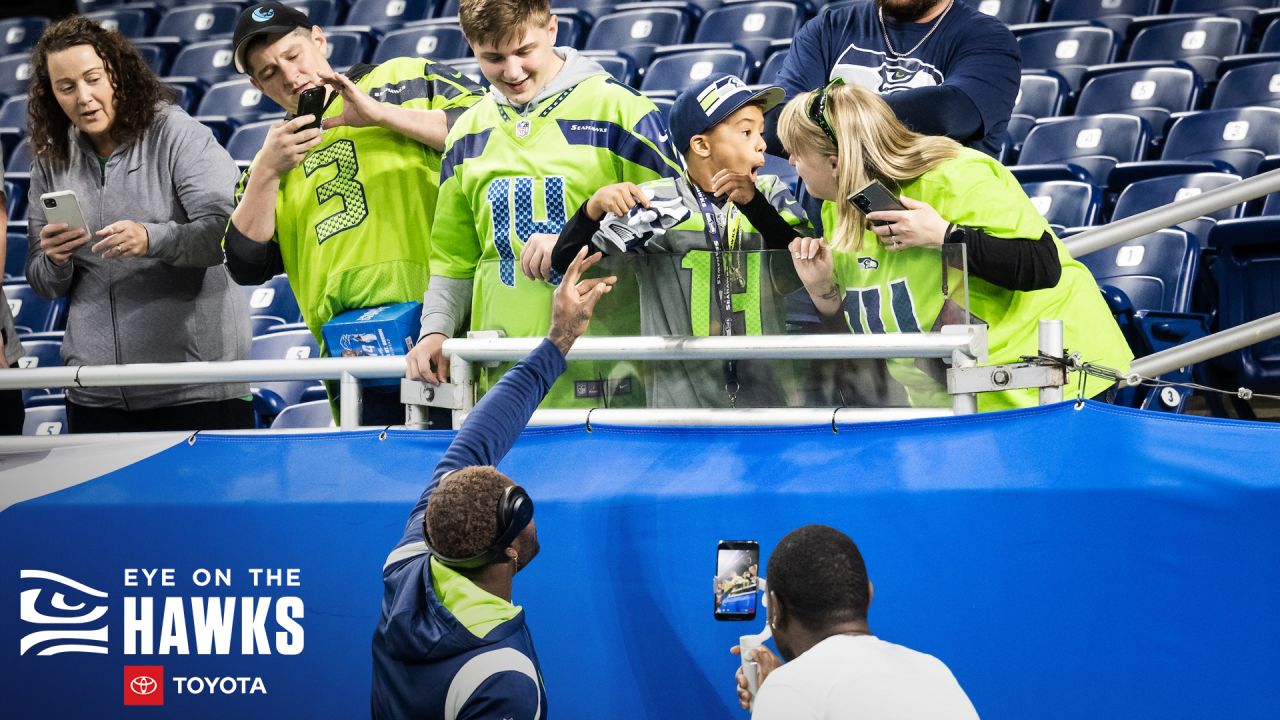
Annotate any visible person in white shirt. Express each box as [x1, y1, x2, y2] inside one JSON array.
[[733, 524, 979, 719]]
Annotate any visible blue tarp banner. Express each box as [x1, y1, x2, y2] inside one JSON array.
[[3, 401, 1279, 718]]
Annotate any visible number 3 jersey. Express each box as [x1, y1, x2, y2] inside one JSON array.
[[233, 57, 482, 343]]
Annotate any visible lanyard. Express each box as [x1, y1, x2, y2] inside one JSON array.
[[691, 182, 743, 405]]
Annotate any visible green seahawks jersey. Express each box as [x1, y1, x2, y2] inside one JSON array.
[[234, 57, 482, 350], [827, 148, 1133, 411], [590, 174, 810, 407], [432, 70, 682, 407]]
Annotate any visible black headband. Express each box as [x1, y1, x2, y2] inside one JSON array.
[[806, 77, 845, 147]]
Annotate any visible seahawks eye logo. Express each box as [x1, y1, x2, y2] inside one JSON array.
[[18, 570, 110, 656], [252, 7, 275, 22], [858, 257, 879, 270]]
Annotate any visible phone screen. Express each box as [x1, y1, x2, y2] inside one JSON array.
[[714, 540, 759, 621], [297, 87, 325, 130]]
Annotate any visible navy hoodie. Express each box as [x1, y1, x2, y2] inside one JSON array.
[[372, 339, 565, 719]]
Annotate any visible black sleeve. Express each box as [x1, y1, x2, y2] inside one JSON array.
[[949, 226, 1062, 292], [224, 220, 285, 286], [734, 190, 803, 249], [882, 86, 984, 145], [550, 202, 600, 276]]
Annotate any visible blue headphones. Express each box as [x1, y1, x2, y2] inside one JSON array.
[[425, 485, 534, 569]]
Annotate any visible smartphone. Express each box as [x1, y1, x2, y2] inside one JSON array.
[[714, 540, 760, 621], [40, 191, 90, 236], [848, 180, 906, 226], [296, 86, 326, 131]]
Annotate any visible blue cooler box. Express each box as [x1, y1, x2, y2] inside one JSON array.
[[321, 302, 422, 386]]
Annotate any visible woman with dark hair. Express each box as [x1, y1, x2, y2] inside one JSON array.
[[24, 16, 252, 433]]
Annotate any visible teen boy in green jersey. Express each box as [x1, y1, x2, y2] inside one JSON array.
[[222, 2, 482, 423], [551, 74, 813, 408], [406, 0, 682, 406]]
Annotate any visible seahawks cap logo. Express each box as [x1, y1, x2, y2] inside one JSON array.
[[252, 7, 275, 22]]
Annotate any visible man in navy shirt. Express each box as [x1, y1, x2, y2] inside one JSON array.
[[371, 248, 616, 719], [770, 0, 1020, 157]]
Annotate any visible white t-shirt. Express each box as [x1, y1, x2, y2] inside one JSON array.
[[751, 634, 979, 720]]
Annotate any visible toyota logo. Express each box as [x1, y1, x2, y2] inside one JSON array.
[[130, 676, 158, 695]]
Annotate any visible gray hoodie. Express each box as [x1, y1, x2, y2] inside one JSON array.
[[25, 104, 250, 410]]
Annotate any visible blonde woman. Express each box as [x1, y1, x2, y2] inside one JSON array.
[[775, 81, 1131, 411]]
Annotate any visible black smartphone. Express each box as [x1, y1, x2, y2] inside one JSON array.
[[714, 540, 760, 621], [848, 180, 906, 226], [296, 86, 326, 130]]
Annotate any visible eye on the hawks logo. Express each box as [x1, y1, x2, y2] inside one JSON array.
[[18, 570, 109, 656], [830, 44, 945, 95], [124, 666, 165, 706]]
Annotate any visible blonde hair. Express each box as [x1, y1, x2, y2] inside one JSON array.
[[778, 83, 962, 251], [459, 0, 551, 48]]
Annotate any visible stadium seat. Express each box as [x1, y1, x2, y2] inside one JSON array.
[[249, 329, 323, 421], [1159, 107, 1280, 176], [1207, 217, 1280, 396], [1125, 17, 1244, 82], [1261, 16, 1280, 54], [6, 228, 28, 278], [167, 40, 238, 86], [641, 45, 753, 95], [585, 8, 694, 69], [1211, 58, 1280, 110], [196, 78, 284, 132], [6, 140, 32, 176], [23, 402, 67, 436], [550, 9, 588, 50], [242, 274, 302, 325], [1112, 172, 1243, 247], [693, 2, 801, 61], [6, 283, 65, 335], [1074, 63, 1199, 142], [0, 17, 48, 57], [324, 30, 372, 70], [1013, 70, 1067, 119], [83, 8, 155, 38], [758, 47, 788, 85], [16, 338, 63, 405], [1170, 0, 1265, 24], [225, 120, 274, 169], [153, 4, 240, 42], [1016, 25, 1117, 89], [1000, 112, 1036, 164], [580, 51, 638, 85], [1046, 0, 1155, 23], [0, 95, 25, 131], [285, 0, 342, 27], [1021, 180, 1101, 229], [374, 24, 470, 62], [1016, 113, 1150, 184], [961, 0, 1039, 25], [4, 179, 26, 223], [550, 0, 620, 21], [133, 44, 171, 76], [251, 315, 287, 337], [271, 399, 335, 429], [345, 0, 435, 31], [0, 54, 34, 104], [1079, 228, 1200, 314]]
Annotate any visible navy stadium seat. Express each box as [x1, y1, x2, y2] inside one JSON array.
[[374, 24, 470, 62], [6, 140, 32, 175], [345, 0, 435, 31], [285, 0, 342, 27], [225, 120, 274, 168], [5, 228, 28, 278], [641, 45, 753, 95], [1016, 114, 1150, 184], [324, 30, 372, 70], [1046, 0, 1155, 22], [1211, 58, 1280, 110], [271, 399, 335, 429], [1078, 228, 1200, 314], [23, 402, 66, 436], [0, 95, 26, 131], [1170, 0, 1266, 24], [1208, 217, 1280, 396], [196, 78, 284, 125], [0, 17, 48, 56], [166, 80, 203, 115], [1016, 26, 1117, 89], [693, 2, 801, 61], [1112, 172, 1243, 248], [4, 180, 27, 224], [1001, 112, 1036, 164], [1013, 71, 1067, 119], [1126, 17, 1244, 82], [16, 339, 63, 405], [550, 9, 588, 50], [251, 315, 287, 337], [1021, 180, 1101, 229], [758, 47, 788, 85], [1160, 107, 1280, 176], [1074, 63, 1199, 142], [153, 4, 240, 42], [585, 8, 694, 69], [580, 51, 638, 85], [168, 40, 238, 86], [1261, 16, 1280, 54], [84, 9, 155, 39], [242, 274, 302, 325], [0, 54, 34, 103], [133, 44, 170, 76], [961, 0, 1039, 25], [248, 329, 323, 421], [6, 284, 66, 335]]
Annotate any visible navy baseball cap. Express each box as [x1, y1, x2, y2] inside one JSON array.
[[669, 74, 785, 153], [233, 2, 313, 75]]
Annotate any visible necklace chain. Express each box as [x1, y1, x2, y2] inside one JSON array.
[[878, 0, 954, 58]]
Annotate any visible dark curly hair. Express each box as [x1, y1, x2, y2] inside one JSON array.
[[767, 524, 871, 627], [27, 15, 174, 167], [425, 466, 515, 562]]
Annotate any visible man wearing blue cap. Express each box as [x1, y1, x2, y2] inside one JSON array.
[[551, 74, 814, 408]]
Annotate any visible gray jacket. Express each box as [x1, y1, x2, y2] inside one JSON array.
[[25, 104, 250, 410]]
